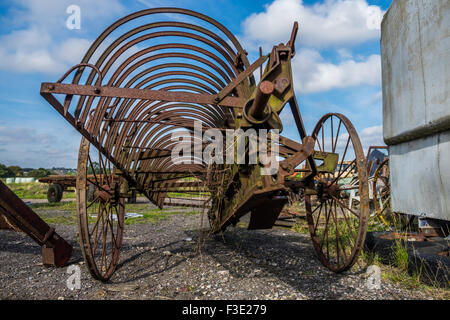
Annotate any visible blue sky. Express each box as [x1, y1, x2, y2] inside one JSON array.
[[0, 0, 392, 168]]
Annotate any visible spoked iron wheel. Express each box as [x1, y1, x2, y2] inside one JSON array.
[[305, 113, 369, 272], [373, 158, 391, 225], [76, 137, 125, 281]]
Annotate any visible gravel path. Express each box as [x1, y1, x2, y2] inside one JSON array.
[[0, 211, 436, 300]]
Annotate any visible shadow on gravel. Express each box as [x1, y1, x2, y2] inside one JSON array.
[[196, 228, 363, 299], [113, 240, 198, 284], [103, 224, 365, 298], [0, 219, 367, 299], [0, 230, 83, 265]]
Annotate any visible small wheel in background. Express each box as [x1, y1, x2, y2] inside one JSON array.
[[47, 184, 63, 203]]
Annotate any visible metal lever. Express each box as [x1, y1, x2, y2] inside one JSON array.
[[287, 21, 299, 57]]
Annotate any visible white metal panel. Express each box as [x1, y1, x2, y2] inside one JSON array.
[[390, 131, 450, 220], [381, 0, 450, 143]]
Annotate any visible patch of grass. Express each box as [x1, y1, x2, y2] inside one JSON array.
[[40, 213, 79, 225], [392, 239, 409, 271], [360, 250, 382, 266], [381, 265, 423, 290], [7, 182, 76, 200], [167, 192, 209, 198], [360, 247, 449, 298], [31, 200, 200, 226], [31, 201, 76, 211], [124, 208, 199, 225], [291, 221, 309, 234], [367, 220, 390, 232]]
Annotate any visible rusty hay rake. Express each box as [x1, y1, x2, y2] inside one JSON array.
[[40, 8, 369, 281]]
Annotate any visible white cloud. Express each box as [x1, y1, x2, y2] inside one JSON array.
[[9, 0, 125, 30], [0, 126, 56, 145], [0, 28, 92, 74], [0, 125, 79, 168], [55, 38, 92, 65], [292, 49, 381, 93], [359, 125, 384, 149], [240, 0, 383, 94], [242, 0, 383, 49], [337, 48, 353, 60], [0, 0, 124, 75]]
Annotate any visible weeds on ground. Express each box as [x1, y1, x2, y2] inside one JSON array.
[[291, 221, 309, 234], [289, 214, 449, 298], [360, 243, 449, 299], [123, 209, 199, 225]]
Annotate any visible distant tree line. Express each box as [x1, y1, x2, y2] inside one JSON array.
[[0, 163, 53, 178]]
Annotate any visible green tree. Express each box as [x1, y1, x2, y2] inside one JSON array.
[[0, 163, 14, 178], [87, 161, 100, 174], [8, 165, 23, 177], [28, 168, 52, 178]]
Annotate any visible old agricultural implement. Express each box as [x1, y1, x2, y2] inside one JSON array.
[[38, 175, 138, 203], [40, 8, 369, 281]]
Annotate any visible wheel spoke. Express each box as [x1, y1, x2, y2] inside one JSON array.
[[86, 195, 99, 210], [332, 195, 360, 219], [337, 137, 351, 177], [330, 116, 334, 152], [88, 155, 100, 187], [313, 203, 324, 233], [333, 120, 342, 153]]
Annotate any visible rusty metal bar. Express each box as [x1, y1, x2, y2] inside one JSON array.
[[0, 180, 72, 267], [41, 83, 244, 108]]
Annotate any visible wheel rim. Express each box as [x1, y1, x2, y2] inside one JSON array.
[[305, 113, 369, 272], [372, 158, 391, 226], [76, 137, 125, 281]]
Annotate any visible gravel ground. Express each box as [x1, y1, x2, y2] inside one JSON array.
[[0, 208, 437, 300]]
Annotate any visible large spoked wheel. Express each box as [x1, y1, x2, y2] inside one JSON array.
[[305, 113, 369, 272], [76, 137, 125, 281]]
